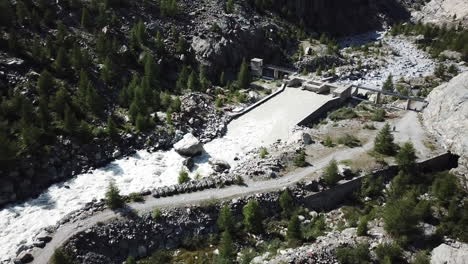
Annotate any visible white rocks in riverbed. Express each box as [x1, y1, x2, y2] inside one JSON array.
[[174, 133, 204, 157]]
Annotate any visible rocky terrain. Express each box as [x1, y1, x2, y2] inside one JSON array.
[[411, 0, 468, 28], [423, 72, 468, 182]]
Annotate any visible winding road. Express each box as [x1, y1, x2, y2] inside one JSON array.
[[29, 110, 431, 264]]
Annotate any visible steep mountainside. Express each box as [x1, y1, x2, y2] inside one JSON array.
[[0, 0, 408, 207]]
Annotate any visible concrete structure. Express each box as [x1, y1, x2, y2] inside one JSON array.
[[352, 85, 428, 111], [250, 58, 297, 79], [287, 77, 352, 103], [250, 58, 263, 78]]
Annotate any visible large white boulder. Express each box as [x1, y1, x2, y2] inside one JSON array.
[[423, 72, 468, 176], [431, 242, 468, 264], [174, 134, 204, 157]]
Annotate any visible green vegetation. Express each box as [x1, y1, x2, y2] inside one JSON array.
[[279, 190, 295, 218], [374, 243, 403, 264], [287, 214, 302, 246], [51, 248, 75, 264], [382, 74, 394, 92], [302, 215, 327, 240], [371, 108, 386, 122], [323, 159, 340, 186], [259, 147, 269, 159], [373, 123, 396, 155], [178, 169, 190, 184], [105, 182, 124, 209], [128, 192, 144, 202], [324, 136, 335, 147], [243, 199, 263, 234], [237, 58, 250, 90], [152, 208, 162, 220], [218, 205, 235, 233], [336, 243, 371, 264], [356, 217, 368, 236], [411, 250, 430, 264], [293, 150, 307, 167], [390, 22, 468, 62], [329, 107, 358, 121], [337, 134, 361, 148]]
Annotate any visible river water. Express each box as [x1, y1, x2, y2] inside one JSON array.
[[0, 88, 332, 262]]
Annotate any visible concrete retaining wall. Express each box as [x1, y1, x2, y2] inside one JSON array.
[[229, 83, 286, 119], [296, 97, 343, 127], [300, 152, 459, 211]]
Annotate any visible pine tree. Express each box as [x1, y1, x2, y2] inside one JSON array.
[[279, 190, 294, 218], [54, 47, 68, 74], [176, 65, 189, 92], [323, 159, 340, 186], [225, 0, 234, 13], [37, 70, 54, 101], [287, 214, 302, 244], [0, 126, 18, 160], [0, 0, 13, 27], [175, 37, 188, 53], [101, 56, 114, 84], [395, 141, 417, 173], [85, 82, 102, 116], [218, 205, 235, 233], [374, 123, 396, 155], [199, 66, 211, 91], [136, 114, 149, 132], [63, 104, 78, 134], [81, 8, 91, 29], [219, 231, 234, 260], [20, 122, 42, 151], [155, 31, 165, 55], [382, 74, 394, 92], [51, 87, 69, 117], [243, 199, 263, 234], [144, 53, 159, 89], [71, 44, 83, 70], [219, 71, 226, 86], [56, 22, 67, 45], [237, 59, 250, 90], [105, 182, 124, 209], [187, 70, 199, 91], [107, 116, 118, 137]]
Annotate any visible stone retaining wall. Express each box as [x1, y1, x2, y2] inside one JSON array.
[[296, 97, 343, 127]]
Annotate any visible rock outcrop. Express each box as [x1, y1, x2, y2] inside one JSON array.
[[423, 72, 468, 179], [412, 0, 468, 28], [174, 133, 204, 157], [431, 241, 468, 264]]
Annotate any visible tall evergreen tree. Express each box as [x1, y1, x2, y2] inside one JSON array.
[[395, 142, 417, 173], [85, 82, 102, 116], [105, 181, 124, 209], [63, 104, 78, 134], [287, 214, 302, 244], [374, 123, 396, 155], [237, 58, 250, 90], [219, 231, 234, 260], [51, 87, 69, 117], [279, 190, 294, 218], [144, 53, 159, 89], [382, 74, 394, 92], [0, 126, 18, 160], [323, 159, 340, 186], [176, 65, 189, 92], [218, 205, 235, 233], [107, 116, 118, 137], [37, 70, 54, 101], [54, 47, 68, 74], [243, 199, 263, 234], [101, 56, 114, 84], [187, 70, 199, 91]]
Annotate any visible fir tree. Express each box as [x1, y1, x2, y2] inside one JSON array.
[[323, 159, 340, 186], [37, 70, 54, 101], [199, 66, 211, 91], [374, 123, 396, 155], [279, 190, 294, 218], [287, 214, 302, 244], [51, 87, 69, 117], [81, 8, 91, 29], [85, 82, 102, 116], [135, 114, 149, 132], [187, 70, 200, 91], [105, 182, 124, 209], [382, 74, 394, 92], [107, 116, 118, 137], [176, 65, 189, 92], [237, 59, 250, 90], [63, 104, 78, 134], [144, 53, 159, 89], [0, 0, 14, 27], [243, 199, 263, 234], [395, 141, 417, 173], [54, 47, 68, 74], [218, 205, 235, 233], [219, 231, 234, 260], [101, 56, 114, 84]]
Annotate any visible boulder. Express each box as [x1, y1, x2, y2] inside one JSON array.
[[209, 159, 231, 172], [15, 252, 33, 263], [36, 230, 52, 242], [183, 157, 195, 171], [174, 134, 204, 157], [431, 242, 468, 264]]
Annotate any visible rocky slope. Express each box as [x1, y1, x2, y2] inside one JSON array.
[[411, 0, 468, 28], [423, 72, 468, 181]]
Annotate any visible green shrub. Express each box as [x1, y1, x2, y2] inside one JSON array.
[[363, 123, 376, 130], [411, 250, 430, 264], [303, 215, 327, 240], [337, 134, 361, 148], [371, 108, 386, 122], [329, 107, 358, 121], [323, 159, 340, 186], [125, 256, 136, 264], [51, 248, 74, 264], [336, 243, 371, 264], [178, 169, 190, 184], [128, 192, 144, 202], [293, 150, 307, 167], [357, 217, 368, 236], [287, 214, 303, 246], [239, 248, 257, 264], [105, 182, 124, 209], [235, 175, 244, 185], [259, 147, 269, 159], [279, 190, 295, 218], [374, 243, 403, 263], [243, 199, 263, 234], [324, 136, 335, 147], [153, 208, 162, 220], [431, 172, 460, 204]]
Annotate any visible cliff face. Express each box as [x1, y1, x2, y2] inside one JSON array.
[[423, 72, 468, 180], [248, 0, 409, 35]]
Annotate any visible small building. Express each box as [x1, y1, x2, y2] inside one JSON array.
[[250, 58, 263, 78]]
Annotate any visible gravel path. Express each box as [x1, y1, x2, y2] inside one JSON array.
[[29, 111, 429, 263]]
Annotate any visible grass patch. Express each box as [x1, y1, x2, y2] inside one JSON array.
[[337, 134, 361, 148], [329, 107, 358, 121]]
